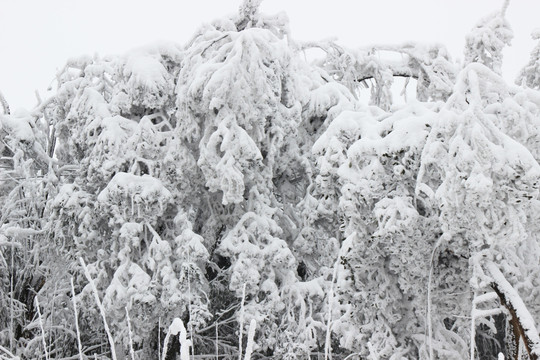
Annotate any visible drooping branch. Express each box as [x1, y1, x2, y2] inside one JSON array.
[[355, 71, 420, 84], [302, 41, 455, 105], [487, 262, 540, 360]]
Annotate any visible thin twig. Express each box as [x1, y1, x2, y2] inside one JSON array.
[[125, 308, 136, 360], [238, 284, 246, 360], [35, 295, 50, 360], [70, 277, 84, 360], [80, 257, 117, 360]]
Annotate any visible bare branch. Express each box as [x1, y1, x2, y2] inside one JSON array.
[[355, 71, 419, 84]]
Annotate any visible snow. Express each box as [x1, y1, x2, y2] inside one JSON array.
[[80, 257, 118, 360], [314, 104, 433, 164], [103, 262, 155, 307], [168, 318, 185, 336], [244, 319, 257, 360], [51, 184, 87, 212], [111, 48, 176, 111], [463, 2, 513, 75], [306, 83, 357, 123], [162, 318, 190, 360], [176, 228, 210, 262], [124, 55, 169, 89], [0, 111, 35, 142], [373, 197, 418, 235], [97, 172, 172, 205], [472, 291, 498, 305], [98, 116, 138, 147], [312, 110, 379, 155], [3, 226, 45, 238], [0, 234, 22, 249], [70, 278, 84, 360], [487, 262, 540, 356], [119, 222, 143, 237], [3, 2, 540, 359], [75, 87, 112, 120]]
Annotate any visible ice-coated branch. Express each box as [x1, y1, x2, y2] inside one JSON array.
[[487, 262, 540, 360], [325, 256, 340, 360], [244, 319, 256, 360], [80, 257, 117, 360], [238, 283, 246, 360], [236, 0, 264, 31], [125, 308, 135, 360], [238, 0, 263, 22], [0, 345, 18, 360], [472, 291, 499, 305], [470, 290, 503, 360], [0, 91, 9, 115], [35, 296, 50, 360], [463, 1, 513, 74], [355, 71, 419, 84], [427, 235, 445, 360], [70, 278, 84, 360]]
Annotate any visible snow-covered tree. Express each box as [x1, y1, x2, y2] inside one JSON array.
[[463, 0, 512, 74], [1, 1, 540, 359], [517, 28, 540, 89]]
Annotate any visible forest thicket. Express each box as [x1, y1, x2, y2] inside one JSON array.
[[1, 1, 540, 359]]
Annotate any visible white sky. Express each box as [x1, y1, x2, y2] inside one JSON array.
[[1, 0, 539, 111]]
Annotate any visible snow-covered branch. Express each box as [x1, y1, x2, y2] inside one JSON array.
[[488, 262, 540, 360]]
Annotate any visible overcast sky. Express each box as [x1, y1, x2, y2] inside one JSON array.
[[1, 0, 539, 111]]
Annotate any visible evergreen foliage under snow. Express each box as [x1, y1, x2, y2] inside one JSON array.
[[1, 1, 540, 359]]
